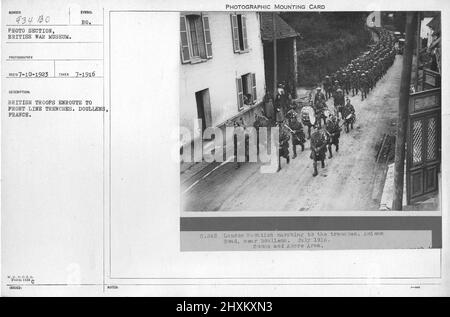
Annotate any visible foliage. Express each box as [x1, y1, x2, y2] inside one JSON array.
[[280, 12, 372, 86]]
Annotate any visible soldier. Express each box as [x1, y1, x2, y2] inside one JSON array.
[[333, 88, 345, 119], [366, 70, 373, 91], [348, 65, 354, 78], [330, 73, 337, 90], [360, 73, 368, 101], [282, 84, 293, 115], [332, 80, 341, 95], [274, 83, 286, 123], [325, 113, 341, 158], [342, 97, 356, 133], [263, 91, 274, 123], [310, 125, 328, 177], [277, 121, 290, 172], [323, 75, 332, 100], [314, 87, 326, 106], [300, 100, 315, 139], [342, 72, 351, 96], [376, 61, 382, 81], [351, 71, 359, 96], [286, 109, 306, 159], [314, 87, 327, 128], [371, 66, 377, 88], [253, 112, 271, 156]]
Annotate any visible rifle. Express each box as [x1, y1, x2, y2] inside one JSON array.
[[283, 124, 303, 143], [311, 143, 327, 157], [334, 112, 354, 128]]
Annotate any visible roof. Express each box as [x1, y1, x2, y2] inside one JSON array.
[[260, 13, 300, 42], [422, 11, 440, 18], [427, 15, 440, 32]]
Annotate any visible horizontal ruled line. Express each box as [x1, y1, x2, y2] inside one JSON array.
[[6, 58, 103, 61], [6, 24, 103, 26], [6, 41, 103, 44], [6, 76, 104, 79]]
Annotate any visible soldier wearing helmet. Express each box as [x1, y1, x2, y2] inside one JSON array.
[[351, 70, 359, 96], [286, 108, 306, 159], [342, 72, 351, 96], [342, 97, 356, 133], [310, 125, 328, 177], [325, 112, 341, 159], [360, 73, 368, 101], [314, 87, 327, 128], [277, 121, 291, 172]]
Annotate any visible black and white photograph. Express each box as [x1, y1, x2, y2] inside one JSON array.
[[180, 11, 442, 212], [1, 0, 448, 297]]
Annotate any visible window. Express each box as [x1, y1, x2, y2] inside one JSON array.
[[188, 15, 205, 58], [180, 13, 212, 64], [236, 73, 257, 110], [230, 13, 248, 53]]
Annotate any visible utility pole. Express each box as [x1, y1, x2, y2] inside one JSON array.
[[392, 12, 417, 210], [273, 12, 277, 97]]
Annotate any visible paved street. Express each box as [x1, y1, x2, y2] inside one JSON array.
[[182, 55, 403, 212]]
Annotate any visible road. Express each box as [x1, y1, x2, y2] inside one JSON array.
[[182, 55, 402, 212]]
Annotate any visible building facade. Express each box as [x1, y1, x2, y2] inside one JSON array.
[[260, 13, 300, 99], [179, 12, 266, 142]]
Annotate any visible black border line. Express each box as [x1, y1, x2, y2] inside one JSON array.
[[102, 7, 106, 294]]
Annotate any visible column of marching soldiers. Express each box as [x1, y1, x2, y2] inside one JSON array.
[[235, 28, 397, 176]]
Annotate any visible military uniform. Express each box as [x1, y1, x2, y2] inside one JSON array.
[[320, 28, 397, 121], [342, 101, 356, 133], [253, 113, 271, 156], [274, 91, 285, 122], [278, 124, 290, 171], [333, 89, 345, 119], [314, 88, 326, 127], [351, 71, 359, 96], [314, 93, 327, 129], [287, 115, 306, 158], [300, 103, 315, 139], [314, 89, 326, 106], [332, 80, 341, 95], [342, 72, 351, 95], [274, 84, 291, 122], [325, 116, 341, 158], [360, 73, 368, 101], [310, 128, 328, 177]]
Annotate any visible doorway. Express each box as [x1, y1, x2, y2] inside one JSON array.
[[195, 88, 212, 136]]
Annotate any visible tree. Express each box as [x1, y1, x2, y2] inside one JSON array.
[[279, 12, 371, 86]]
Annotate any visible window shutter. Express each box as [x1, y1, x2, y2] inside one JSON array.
[[202, 14, 213, 58], [242, 15, 248, 50], [230, 14, 239, 53], [236, 78, 244, 109], [180, 15, 190, 63], [251, 73, 257, 102]]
